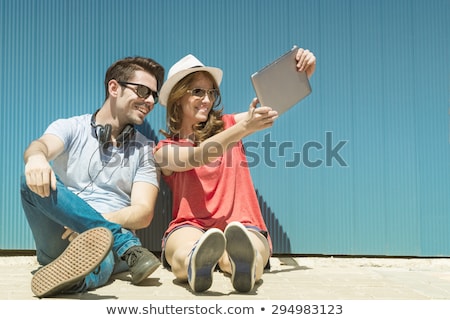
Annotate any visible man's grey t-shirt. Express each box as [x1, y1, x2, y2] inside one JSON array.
[[45, 114, 159, 213]]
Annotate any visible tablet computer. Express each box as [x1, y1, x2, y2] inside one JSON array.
[[251, 45, 312, 114]]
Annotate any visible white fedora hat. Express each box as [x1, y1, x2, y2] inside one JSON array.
[[159, 54, 223, 107]]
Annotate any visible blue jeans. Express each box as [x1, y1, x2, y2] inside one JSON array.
[[20, 175, 141, 293]]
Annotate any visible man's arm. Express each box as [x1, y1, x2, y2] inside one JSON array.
[[24, 134, 64, 197], [102, 181, 159, 230]]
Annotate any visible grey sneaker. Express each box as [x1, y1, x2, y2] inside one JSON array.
[[122, 246, 161, 284], [224, 222, 256, 293], [31, 227, 113, 298], [188, 228, 226, 292]]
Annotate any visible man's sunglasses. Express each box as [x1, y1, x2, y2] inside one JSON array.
[[118, 81, 159, 104]]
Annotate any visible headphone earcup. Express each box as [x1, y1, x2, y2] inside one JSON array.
[[98, 124, 112, 147], [91, 111, 133, 148], [116, 125, 134, 147], [91, 110, 110, 147]]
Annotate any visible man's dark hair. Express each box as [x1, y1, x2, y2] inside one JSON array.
[[104, 56, 165, 100]]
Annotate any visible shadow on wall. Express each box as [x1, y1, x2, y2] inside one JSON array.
[[136, 179, 172, 252], [136, 122, 292, 254], [257, 190, 292, 254]]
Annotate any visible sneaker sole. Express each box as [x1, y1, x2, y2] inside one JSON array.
[[189, 229, 226, 292], [225, 222, 256, 293], [31, 227, 113, 298]]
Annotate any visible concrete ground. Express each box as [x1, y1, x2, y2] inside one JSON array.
[[1, 254, 450, 300]]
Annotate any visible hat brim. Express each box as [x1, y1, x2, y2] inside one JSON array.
[[159, 66, 223, 107]]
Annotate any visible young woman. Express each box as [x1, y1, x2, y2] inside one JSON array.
[[154, 49, 316, 293]]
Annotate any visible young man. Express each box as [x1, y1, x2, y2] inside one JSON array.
[[20, 56, 164, 298]]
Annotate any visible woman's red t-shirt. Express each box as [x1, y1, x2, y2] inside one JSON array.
[[156, 114, 271, 249]]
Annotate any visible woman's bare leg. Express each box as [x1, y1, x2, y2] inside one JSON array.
[[165, 226, 226, 292], [164, 227, 203, 281]]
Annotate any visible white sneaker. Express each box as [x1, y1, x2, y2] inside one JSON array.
[[187, 228, 226, 292], [224, 222, 256, 293]]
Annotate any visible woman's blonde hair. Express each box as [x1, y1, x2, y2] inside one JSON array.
[[160, 71, 224, 144]]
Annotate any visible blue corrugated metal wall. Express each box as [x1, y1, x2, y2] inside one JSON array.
[[1, 0, 449, 256]]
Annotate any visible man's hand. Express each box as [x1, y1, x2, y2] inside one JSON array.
[[24, 154, 57, 197]]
